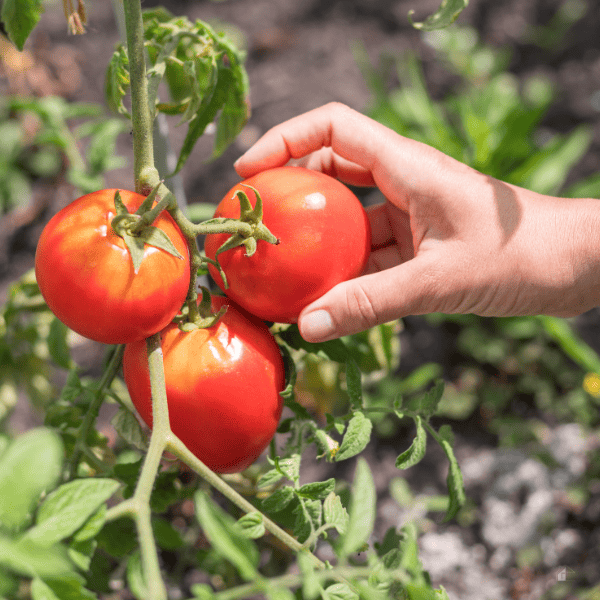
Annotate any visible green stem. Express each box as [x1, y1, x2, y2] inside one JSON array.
[[166, 435, 324, 571], [66, 344, 125, 479], [123, 0, 159, 192]]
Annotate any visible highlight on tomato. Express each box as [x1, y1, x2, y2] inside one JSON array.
[[35, 189, 190, 344], [204, 166, 372, 324], [122, 295, 285, 474]]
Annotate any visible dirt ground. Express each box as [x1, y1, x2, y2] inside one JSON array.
[[2, 0, 600, 598]]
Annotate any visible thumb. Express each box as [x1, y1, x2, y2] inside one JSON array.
[[298, 255, 449, 342]]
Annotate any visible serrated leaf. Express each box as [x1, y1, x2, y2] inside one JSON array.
[[275, 454, 301, 484], [408, 0, 468, 31], [235, 512, 265, 539], [1, 0, 43, 51], [105, 45, 130, 116], [338, 458, 376, 557], [0, 428, 63, 531], [293, 498, 322, 544], [335, 412, 372, 462], [345, 359, 362, 408], [23, 478, 119, 546], [256, 468, 284, 489], [297, 479, 335, 500], [261, 486, 295, 513], [195, 491, 259, 581], [415, 380, 445, 417], [395, 415, 427, 470], [323, 492, 349, 535]]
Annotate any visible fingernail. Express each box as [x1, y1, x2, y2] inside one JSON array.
[[300, 309, 334, 341]]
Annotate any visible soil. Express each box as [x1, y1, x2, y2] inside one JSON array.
[[2, 0, 600, 599]]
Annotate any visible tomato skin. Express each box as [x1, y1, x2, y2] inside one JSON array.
[[35, 189, 190, 344], [204, 166, 371, 323], [122, 296, 284, 474]]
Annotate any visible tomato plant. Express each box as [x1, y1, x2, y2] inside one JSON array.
[[122, 295, 285, 473], [204, 166, 372, 323], [35, 189, 190, 344]]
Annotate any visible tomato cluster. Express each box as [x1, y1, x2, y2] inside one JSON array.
[[35, 168, 371, 472]]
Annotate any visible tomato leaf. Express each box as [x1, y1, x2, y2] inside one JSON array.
[[194, 491, 259, 581], [297, 479, 335, 500], [337, 458, 376, 557], [335, 412, 372, 462], [395, 415, 427, 470], [436, 424, 466, 522], [1, 0, 43, 51], [278, 325, 350, 363], [323, 492, 349, 535], [235, 512, 266, 539], [22, 478, 119, 547], [0, 429, 63, 532], [408, 0, 468, 31]]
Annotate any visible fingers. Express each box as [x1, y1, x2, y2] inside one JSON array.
[[298, 253, 450, 342], [234, 102, 475, 213]]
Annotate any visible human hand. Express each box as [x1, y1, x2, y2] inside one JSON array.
[[235, 103, 600, 342]]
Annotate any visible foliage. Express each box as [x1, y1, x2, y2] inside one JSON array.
[[0, 96, 127, 214]]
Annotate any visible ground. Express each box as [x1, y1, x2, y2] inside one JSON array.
[[2, 0, 600, 598]]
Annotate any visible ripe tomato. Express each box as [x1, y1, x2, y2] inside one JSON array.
[[204, 166, 371, 323], [35, 189, 190, 344], [122, 296, 284, 473]]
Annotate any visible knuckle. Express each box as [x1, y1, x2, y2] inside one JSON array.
[[345, 283, 379, 330]]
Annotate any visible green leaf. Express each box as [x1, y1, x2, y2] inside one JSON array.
[[413, 380, 445, 417], [261, 486, 295, 513], [345, 359, 362, 408], [279, 325, 350, 363], [338, 458, 376, 557], [395, 415, 427, 470], [153, 517, 185, 550], [105, 45, 130, 116], [0, 536, 72, 578], [322, 583, 359, 600], [297, 479, 335, 500], [42, 573, 97, 600], [323, 492, 349, 535], [256, 468, 284, 489], [67, 538, 96, 571], [47, 318, 72, 370], [1, 0, 43, 51], [297, 552, 320, 600], [275, 454, 301, 484], [435, 425, 466, 522], [235, 512, 265, 539], [23, 478, 119, 546], [111, 408, 148, 452], [293, 498, 322, 544], [73, 504, 107, 542], [31, 577, 61, 600], [335, 412, 373, 462], [408, 0, 468, 31], [127, 551, 147, 600], [195, 491, 259, 581], [0, 428, 63, 531]]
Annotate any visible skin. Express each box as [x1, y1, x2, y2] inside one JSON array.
[[234, 102, 600, 343]]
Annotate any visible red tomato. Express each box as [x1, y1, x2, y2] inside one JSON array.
[[35, 189, 190, 344], [122, 296, 284, 473], [204, 166, 371, 323]]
